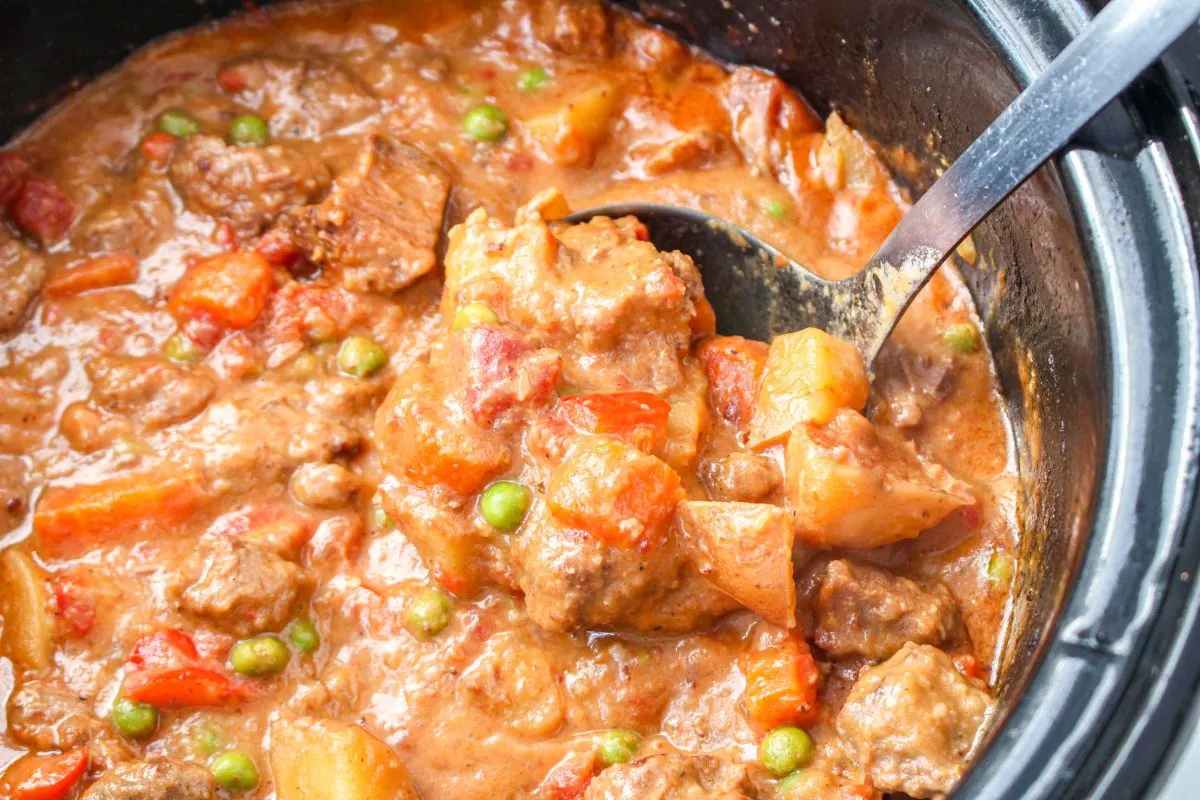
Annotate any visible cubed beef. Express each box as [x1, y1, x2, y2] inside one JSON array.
[[698, 452, 781, 503], [170, 135, 330, 237], [0, 229, 46, 333], [81, 759, 215, 800], [176, 536, 311, 636], [72, 177, 174, 257], [289, 461, 360, 509], [289, 134, 449, 294], [836, 642, 992, 798], [721, 66, 821, 193], [7, 680, 131, 769], [582, 753, 759, 800], [535, 0, 611, 58], [85, 355, 215, 430]]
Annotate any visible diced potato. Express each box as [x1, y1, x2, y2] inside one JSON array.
[[661, 362, 711, 471], [747, 328, 868, 449], [816, 111, 888, 191], [0, 549, 54, 670], [785, 409, 973, 549], [270, 716, 420, 800], [523, 81, 621, 166], [676, 501, 795, 627]]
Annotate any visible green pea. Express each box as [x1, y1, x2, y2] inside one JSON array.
[[228, 114, 269, 147], [943, 322, 980, 354], [776, 770, 817, 797], [194, 725, 224, 756], [157, 108, 199, 138], [372, 505, 393, 529], [596, 729, 640, 766], [480, 480, 531, 532], [288, 618, 320, 654], [210, 750, 259, 792], [762, 199, 788, 220], [111, 697, 158, 739], [337, 336, 388, 378], [517, 66, 549, 92], [405, 588, 453, 639], [163, 332, 203, 363], [463, 105, 509, 142], [285, 350, 319, 381], [987, 551, 1015, 586], [229, 635, 290, 677], [760, 726, 815, 777], [452, 302, 500, 330]]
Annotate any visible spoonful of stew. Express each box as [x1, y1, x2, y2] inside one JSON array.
[[567, 0, 1200, 361]]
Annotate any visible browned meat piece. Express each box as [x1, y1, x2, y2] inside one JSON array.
[[289, 461, 360, 509], [0, 349, 66, 454], [58, 403, 133, 453], [642, 131, 726, 176], [170, 135, 330, 238], [535, 0, 611, 57], [85, 355, 215, 430], [81, 759, 216, 800], [721, 66, 821, 194], [176, 536, 311, 636], [837, 642, 992, 798], [0, 456, 26, 535], [8, 680, 131, 769], [218, 56, 379, 139], [699, 452, 781, 502], [875, 346, 957, 429], [815, 559, 962, 660], [289, 134, 449, 294], [583, 753, 759, 800], [72, 176, 174, 257], [0, 229, 46, 333]]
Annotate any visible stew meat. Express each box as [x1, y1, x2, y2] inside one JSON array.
[[0, 1, 1019, 798]]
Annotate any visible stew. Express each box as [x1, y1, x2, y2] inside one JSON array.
[[0, 1, 1018, 798]]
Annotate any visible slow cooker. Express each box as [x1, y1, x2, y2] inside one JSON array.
[[3, 1, 1198, 797]]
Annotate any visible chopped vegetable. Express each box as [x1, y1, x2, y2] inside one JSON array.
[[288, 618, 320, 654], [762, 199, 787, 220], [596, 729, 640, 766], [740, 637, 821, 732], [987, 551, 1015, 585], [558, 391, 671, 453], [696, 335, 768, 431], [44, 252, 138, 297], [229, 635, 290, 677], [163, 332, 205, 363], [11, 178, 74, 243], [169, 251, 274, 330], [452, 301, 500, 329], [228, 114, 269, 147], [140, 131, 177, 164], [157, 108, 199, 137], [270, 717, 421, 800], [463, 105, 509, 142], [210, 750, 259, 792], [524, 81, 620, 166], [111, 697, 158, 738], [0, 550, 53, 670], [480, 480, 532, 531], [337, 335, 388, 377], [760, 726, 815, 776], [406, 588, 453, 639], [123, 629, 254, 709], [517, 66, 549, 92], [0, 749, 89, 800], [49, 572, 96, 638], [194, 725, 225, 756], [943, 322, 980, 354]]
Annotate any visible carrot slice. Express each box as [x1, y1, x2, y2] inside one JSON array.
[[44, 252, 138, 298], [123, 666, 254, 708], [558, 391, 670, 453], [1, 749, 89, 800], [169, 251, 274, 330], [740, 636, 821, 732]]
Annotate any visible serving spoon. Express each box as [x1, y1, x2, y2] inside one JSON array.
[[566, 0, 1200, 363]]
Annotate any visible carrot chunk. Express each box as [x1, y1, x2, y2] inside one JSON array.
[[558, 391, 671, 452], [34, 469, 210, 556], [169, 251, 274, 329], [140, 131, 178, 165], [44, 252, 138, 298], [740, 636, 821, 732], [1, 749, 89, 800]]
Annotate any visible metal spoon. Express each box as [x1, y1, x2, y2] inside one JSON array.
[[566, 0, 1200, 363]]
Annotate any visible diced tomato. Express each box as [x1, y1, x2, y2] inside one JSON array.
[[740, 636, 821, 732], [696, 335, 768, 430], [49, 572, 96, 638], [216, 66, 249, 93], [463, 325, 561, 426], [213, 221, 239, 252], [11, 178, 74, 244], [538, 754, 595, 800], [255, 227, 302, 269], [1, 749, 89, 800], [43, 252, 138, 298], [954, 653, 985, 681], [0, 151, 32, 208], [557, 392, 670, 453], [34, 469, 211, 556], [265, 281, 346, 347], [169, 251, 274, 330], [140, 131, 177, 165], [128, 628, 201, 669], [180, 311, 224, 351], [124, 629, 252, 708]]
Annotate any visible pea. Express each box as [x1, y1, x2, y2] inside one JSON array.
[[210, 750, 259, 792], [596, 729, 640, 766], [163, 332, 203, 363], [452, 302, 500, 330], [405, 587, 453, 639], [194, 726, 224, 756], [463, 105, 509, 142], [987, 551, 1015, 586], [943, 322, 980, 354], [288, 618, 320, 654], [480, 480, 531, 532], [285, 350, 319, 380], [111, 697, 158, 739], [337, 336, 387, 378], [762, 199, 788, 220], [517, 66, 549, 92], [228, 114, 269, 147], [157, 108, 199, 138], [372, 505, 393, 529], [760, 726, 815, 777], [229, 635, 290, 677], [776, 770, 818, 797]]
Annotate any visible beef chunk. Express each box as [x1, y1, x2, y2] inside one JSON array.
[[72, 176, 174, 257], [170, 135, 330, 237], [85, 355, 214, 430], [583, 753, 758, 800], [8, 680, 131, 769], [176, 536, 310, 636], [289, 461, 360, 509], [535, 0, 611, 58], [81, 759, 215, 800], [289, 134, 449, 294], [0, 229, 46, 333], [815, 559, 962, 660], [698, 452, 781, 503], [836, 643, 992, 798], [218, 56, 379, 139], [642, 130, 725, 176], [721, 67, 820, 194]]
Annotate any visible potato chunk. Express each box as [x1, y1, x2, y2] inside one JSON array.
[[523, 81, 621, 166], [748, 328, 869, 449], [270, 717, 419, 800], [0, 549, 54, 669], [785, 409, 972, 549]]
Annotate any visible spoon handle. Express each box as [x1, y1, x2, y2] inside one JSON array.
[[849, 0, 1200, 363]]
